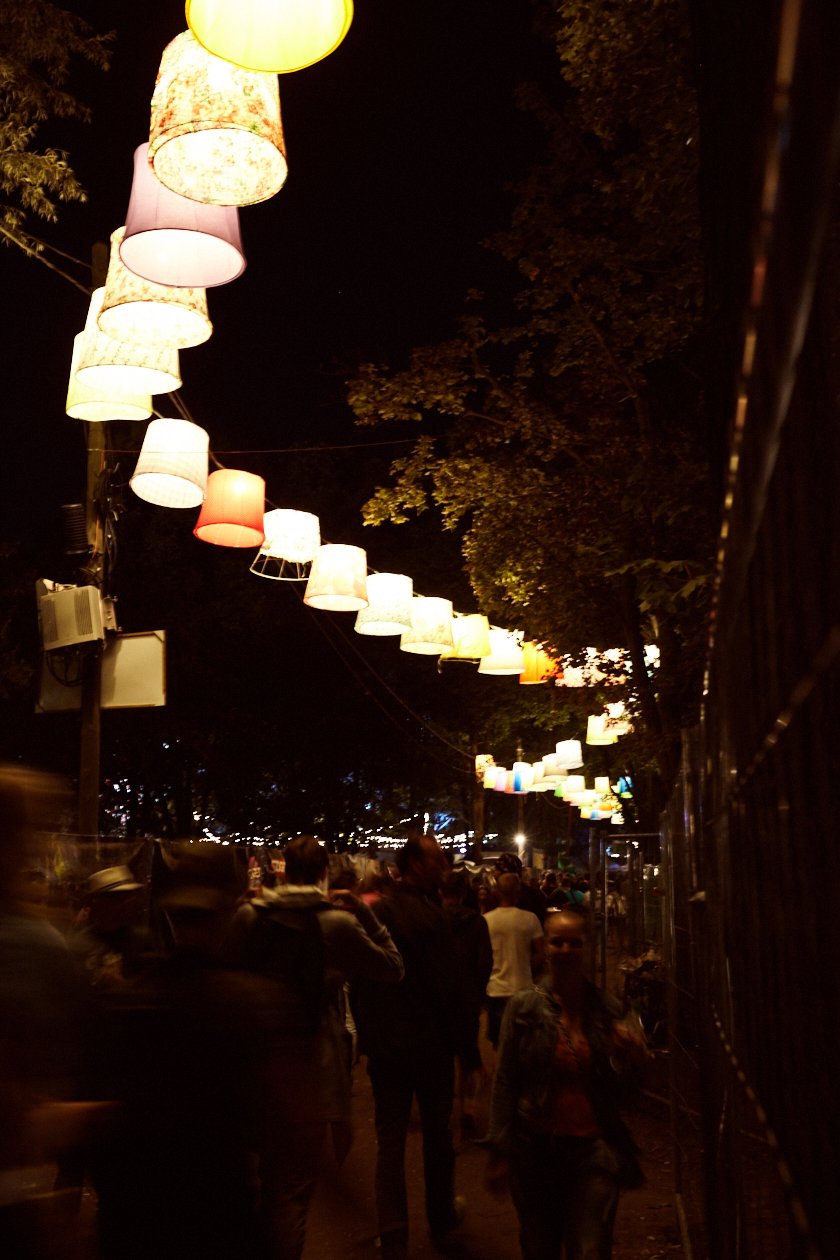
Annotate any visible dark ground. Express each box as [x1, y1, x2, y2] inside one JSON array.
[[302, 1038, 685, 1260]]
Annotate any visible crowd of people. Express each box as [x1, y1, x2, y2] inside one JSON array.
[[0, 768, 646, 1260]]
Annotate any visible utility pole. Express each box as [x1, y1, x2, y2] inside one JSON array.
[[77, 242, 108, 838]]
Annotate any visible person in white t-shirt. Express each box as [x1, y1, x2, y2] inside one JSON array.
[[484, 873, 544, 1049]]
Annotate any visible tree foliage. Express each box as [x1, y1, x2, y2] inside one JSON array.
[[0, 2, 111, 248], [348, 0, 716, 797]]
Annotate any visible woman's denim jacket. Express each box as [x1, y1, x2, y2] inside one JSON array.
[[486, 977, 640, 1172]]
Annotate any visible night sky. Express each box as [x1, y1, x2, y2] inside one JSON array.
[[2, 1, 562, 826]]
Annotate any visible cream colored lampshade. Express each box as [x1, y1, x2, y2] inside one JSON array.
[[150, 31, 287, 207], [439, 613, 490, 662], [304, 544, 368, 611], [555, 739, 583, 770], [563, 774, 586, 803], [586, 714, 618, 746], [66, 334, 152, 421], [477, 628, 525, 675], [399, 597, 454, 656], [594, 776, 611, 794], [99, 227, 212, 348], [130, 417, 209, 508], [193, 468, 265, 547], [251, 508, 321, 580], [186, 0, 353, 74], [76, 289, 182, 395], [354, 572, 413, 636]]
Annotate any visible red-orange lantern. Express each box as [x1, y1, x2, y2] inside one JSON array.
[[193, 468, 265, 547]]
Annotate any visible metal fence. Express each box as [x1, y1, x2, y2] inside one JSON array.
[[661, 1, 840, 1255]]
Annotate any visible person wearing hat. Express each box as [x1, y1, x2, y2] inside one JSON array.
[[68, 864, 147, 990]]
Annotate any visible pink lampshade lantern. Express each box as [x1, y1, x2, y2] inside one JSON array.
[[149, 31, 287, 207], [304, 545, 368, 611], [193, 468, 265, 547], [120, 144, 246, 288]]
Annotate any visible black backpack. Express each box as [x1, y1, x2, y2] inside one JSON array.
[[242, 901, 327, 1035]]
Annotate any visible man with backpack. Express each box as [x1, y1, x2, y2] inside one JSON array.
[[232, 835, 403, 1260]]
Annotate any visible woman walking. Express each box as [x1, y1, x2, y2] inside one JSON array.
[[484, 908, 647, 1259]]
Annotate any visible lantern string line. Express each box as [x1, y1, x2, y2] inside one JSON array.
[[0, 224, 92, 296], [297, 592, 471, 772], [99, 438, 417, 455]]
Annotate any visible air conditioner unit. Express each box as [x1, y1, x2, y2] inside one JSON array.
[[38, 584, 105, 652]]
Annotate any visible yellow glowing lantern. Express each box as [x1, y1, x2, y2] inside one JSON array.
[[65, 334, 152, 422], [186, 0, 353, 74], [477, 628, 525, 676], [519, 641, 559, 684], [439, 613, 491, 662]]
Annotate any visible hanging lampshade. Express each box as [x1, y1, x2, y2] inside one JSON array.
[[586, 714, 618, 746], [75, 289, 181, 395], [99, 227, 212, 349], [482, 765, 497, 790], [512, 762, 533, 794], [186, 0, 353, 74], [562, 774, 586, 804], [130, 417, 209, 508], [399, 597, 454, 656], [531, 761, 545, 785], [304, 544, 368, 611], [250, 508, 320, 580], [121, 144, 246, 288], [149, 31, 287, 207], [555, 739, 583, 770], [594, 776, 611, 795], [477, 628, 525, 676], [439, 613, 491, 662], [65, 334, 152, 421], [193, 468, 265, 547], [504, 772, 515, 795], [492, 767, 508, 792], [354, 572, 413, 636], [519, 641, 559, 684]]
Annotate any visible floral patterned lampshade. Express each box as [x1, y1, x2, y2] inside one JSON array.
[[149, 31, 287, 207], [186, 0, 353, 74], [193, 468, 265, 547], [354, 572, 413, 636], [399, 597, 454, 656], [65, 334, 152, 422], [304, 545, 368, 611], [75, 289, 182, 395], [121, 144, 246, 288], [99, 228, 212, 349], [130, 418, 209, 508]]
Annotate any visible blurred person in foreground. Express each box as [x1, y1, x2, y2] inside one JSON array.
[[440, 868, 493, 1141], [485, 907, 648, 1260], [0, 765, 91, 1259], [352, 831, 470, 1259]]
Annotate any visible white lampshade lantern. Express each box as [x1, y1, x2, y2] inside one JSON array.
[[99, 227, 212, 348], [186, 0, 354, 74], [586, 714, 618, 746], [439, 613, 491, 662], [250, 508, 320, 580], [399, 597, 454, 656], [130, 417, 209, 508], [354, 572, 413, 636], [594, 776, 611, 794], [563, 774, 586, 804], [555, 739, 583, 770], [304, 544, 368, 611], [76, 289, 182, 395], [493, 767, 508, 792], [65, 334, 152, 421], [149, 31, 287, 207], [605, 701, 633, 736], [477, 628, 525, 675]]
